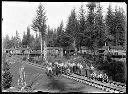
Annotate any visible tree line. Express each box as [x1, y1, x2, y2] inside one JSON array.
[[3, 2, 126, 52]]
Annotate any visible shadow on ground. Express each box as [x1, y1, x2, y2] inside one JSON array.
[[46, 76, 87, 93]]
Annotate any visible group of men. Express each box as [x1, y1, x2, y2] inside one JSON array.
[[45, 58, 109, 83], [46, 60, 84, 77], [90, 71, 109, 83]]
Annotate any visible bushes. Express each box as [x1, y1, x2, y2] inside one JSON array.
[[96, 54, 126, 83], [2, 71, 13, 90], [2, 55, 13, 90], [115, 73, 125, 83]]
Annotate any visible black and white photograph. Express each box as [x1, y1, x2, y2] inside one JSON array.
[[2, 2, 127, 93]]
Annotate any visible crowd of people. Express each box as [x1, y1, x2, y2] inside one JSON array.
[[45, 60, 84, 77], [45, 60, 109, 83]]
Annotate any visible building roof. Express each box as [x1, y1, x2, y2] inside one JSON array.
[[31, 50, 41, 54], [110, 46, 124, 50], [99, 46, 125, 51], [63, 46, 75, 50], [4, 47, 31, 51], [47, 47, 63, 50]]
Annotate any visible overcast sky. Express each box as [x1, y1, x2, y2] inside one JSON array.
[[2, 2, 126, 39]]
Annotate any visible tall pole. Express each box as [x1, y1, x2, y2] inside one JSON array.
[[2, 18, 3, 54], [124, 5, 127, 82], [40, 32, 43, 59], [125, 7, 127, 51], [43, 29, 48, 63], [43, 40, 47, 63]]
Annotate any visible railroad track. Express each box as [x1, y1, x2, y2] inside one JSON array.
[[108, 80, 126, 88], [62, 74, 126, 93]]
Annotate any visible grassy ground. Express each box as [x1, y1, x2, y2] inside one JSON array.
[[2, 54, 47, 91], [6, 56, 25, 87], [2, 53, 95, 89]]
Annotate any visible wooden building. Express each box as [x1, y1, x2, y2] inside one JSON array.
[[46, 47, 63, 60], [79, 46, 92, 54]]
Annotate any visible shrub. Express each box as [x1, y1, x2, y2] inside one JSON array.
[[2, 71, 12, 90], [2, 54, 13, 90], [96, 55, 125, 83], [2, 62, 10, 72]]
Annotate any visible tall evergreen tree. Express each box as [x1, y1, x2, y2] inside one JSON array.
[[47, 26, 54, 47], [22, 27, 33, 48], [15, 30, 21, 48], [65, 8, 79, 52], [52, 29, 58, 47], [105, 4, 115, 46], [77, 4, 86, 52], [31, 3, 47, 58], [114, 6, 126, 46], [22, 32, 27, 48], [56, 21, 65, 47], [94, 3, 105, 48], [26, 26, 31, 47], [78, 4, 86, 33], [85, 2, 96, 51], [57, 20, 64, 37], [3, 35, 12, 49]]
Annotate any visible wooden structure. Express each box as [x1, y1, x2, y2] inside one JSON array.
[[63, 46, 75, 54], [95, 46, 126, 60], [79, 46, 92, 54], [46, 47, 63, 60], [4, 47, 63, 60], [4, 47, 31, 55], [109, 46, 126, 55]]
